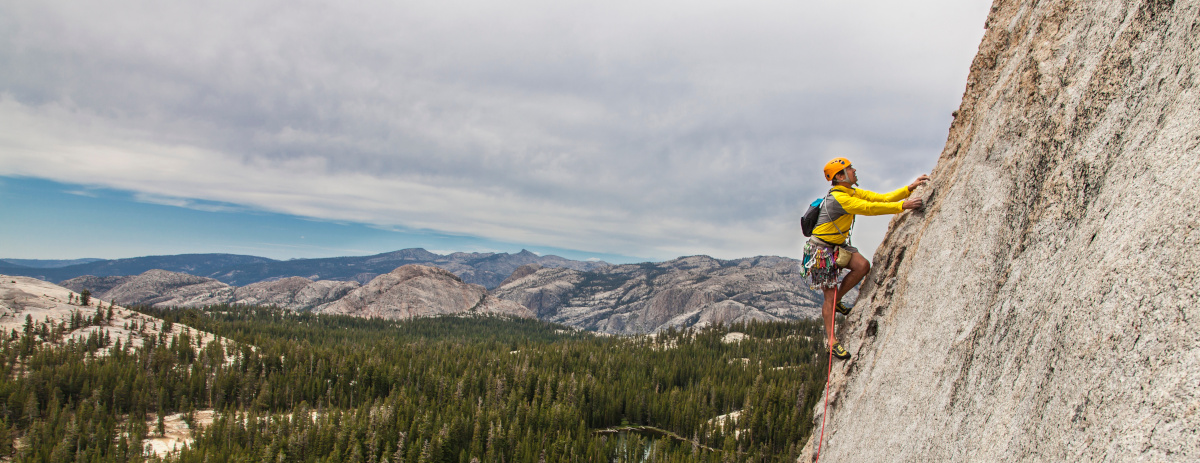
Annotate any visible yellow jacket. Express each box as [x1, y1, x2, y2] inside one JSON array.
[[812, 185, 911, 244]]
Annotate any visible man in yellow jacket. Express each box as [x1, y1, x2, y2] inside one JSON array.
[[804, 157, 929, 359]]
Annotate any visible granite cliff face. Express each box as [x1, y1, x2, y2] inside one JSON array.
[[802, 1, 1200, 460], [492, 256, 822, 334], [319, 265, 533, 319]]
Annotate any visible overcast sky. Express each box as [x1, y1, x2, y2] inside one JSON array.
[[1, 0, 992, 263]]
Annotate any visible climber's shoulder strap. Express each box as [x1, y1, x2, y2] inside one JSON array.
[[813, 187, 854, 243], [800, 188, 837, 237]]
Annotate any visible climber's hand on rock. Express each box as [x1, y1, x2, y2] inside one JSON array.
[[908, 175, 931, 191], [902, 198, 925, 210]]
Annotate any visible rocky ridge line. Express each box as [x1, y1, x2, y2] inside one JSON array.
[[320, 265, 532, 319], [492, 255, 822, 334]]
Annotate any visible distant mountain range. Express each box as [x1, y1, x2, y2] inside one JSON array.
[[59, 265, 532, 320], [492, 255, 823, 334], [1, 248, 608, 289], [0, 254, 275, 283], [0, 258, 105, 268], [49, 254, 824, 334]]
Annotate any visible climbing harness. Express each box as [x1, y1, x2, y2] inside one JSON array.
[[801, 237, 854, 290]]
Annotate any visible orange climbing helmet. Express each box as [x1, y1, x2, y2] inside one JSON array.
[[823, 157, 851, 181]]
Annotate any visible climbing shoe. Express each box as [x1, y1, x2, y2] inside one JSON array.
[[835, 301, 852, 316], [831, 342, 851, 360]]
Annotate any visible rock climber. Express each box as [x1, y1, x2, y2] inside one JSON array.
[[803, 157, 929, 360]]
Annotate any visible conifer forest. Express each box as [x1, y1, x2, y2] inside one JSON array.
[[0, 305, 828, 462]]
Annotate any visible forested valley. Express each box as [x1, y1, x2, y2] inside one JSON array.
[[0, 305, 828, 462]]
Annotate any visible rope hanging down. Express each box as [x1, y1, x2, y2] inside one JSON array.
[[815, 343, 833, 462]]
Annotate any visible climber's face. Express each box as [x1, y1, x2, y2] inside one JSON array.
[[838, 166, 857, 185]]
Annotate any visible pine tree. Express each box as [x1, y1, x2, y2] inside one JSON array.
[[0, 419, 12, 458]]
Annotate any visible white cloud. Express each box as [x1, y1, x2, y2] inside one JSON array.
[[0, 0, 991, 260]]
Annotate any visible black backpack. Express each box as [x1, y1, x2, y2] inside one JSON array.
[[801, 190, 833, 237]]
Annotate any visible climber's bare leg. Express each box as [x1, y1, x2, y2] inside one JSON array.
[[836, 252, 870, 305], [823, 287, 838, 347]]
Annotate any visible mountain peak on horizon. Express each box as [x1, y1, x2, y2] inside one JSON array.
[[9, 247, 614, 290], [372, 248, 439, 259]]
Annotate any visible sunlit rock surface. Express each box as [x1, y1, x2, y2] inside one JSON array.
[[801, 1, 1200, 460]]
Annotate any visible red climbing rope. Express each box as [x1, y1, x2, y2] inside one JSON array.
[[815, 343, 833, 462]]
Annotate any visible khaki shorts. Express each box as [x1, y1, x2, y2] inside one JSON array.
[[809, 237, 858, 267]]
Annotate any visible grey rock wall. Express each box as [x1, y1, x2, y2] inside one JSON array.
[[802, 1, 1200, 461]]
